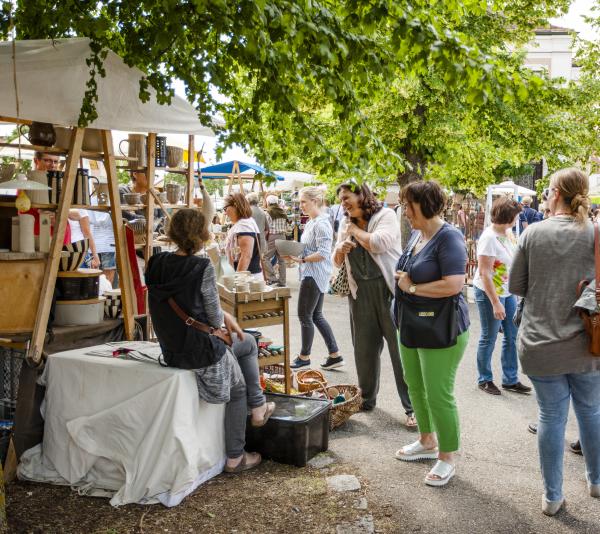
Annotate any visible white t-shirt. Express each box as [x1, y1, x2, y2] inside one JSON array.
[[69, 209, 89, 243], [473, 226, 517, 297]]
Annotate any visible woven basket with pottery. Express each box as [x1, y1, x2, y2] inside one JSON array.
[[326, 384, 362, 430]]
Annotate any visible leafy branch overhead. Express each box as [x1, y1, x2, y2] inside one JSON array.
[[1, 0, 597, 191]]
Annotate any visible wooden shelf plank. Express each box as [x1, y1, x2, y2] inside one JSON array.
[[0, 142, 134, 161], [258, 354, 285, 367]]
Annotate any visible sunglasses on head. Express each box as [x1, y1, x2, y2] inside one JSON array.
[[542, 187, 556, 201]]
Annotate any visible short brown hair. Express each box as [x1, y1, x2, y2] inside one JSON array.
[[400, 181, 446, 219], [167, 209, 209, 255], [336, 182, 382, 221], [490, 196, 522, 224], [224, 193, 252, 219]]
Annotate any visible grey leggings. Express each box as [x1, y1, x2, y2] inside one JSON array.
[[226, 333, 265, 458]]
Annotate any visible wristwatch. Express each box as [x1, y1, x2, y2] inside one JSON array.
[[408, 283, 417, 294]]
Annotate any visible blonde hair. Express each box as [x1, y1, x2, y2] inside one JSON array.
[[299, 186, 324, 207], [551, 167, 590, 225]]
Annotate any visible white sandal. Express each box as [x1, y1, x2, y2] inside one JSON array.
[[395, 440, 438, 462], [425, 460, 455, 487]]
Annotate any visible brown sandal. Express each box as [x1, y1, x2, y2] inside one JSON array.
[[251, 402, 276, 427], [224, 451, 262, 473]]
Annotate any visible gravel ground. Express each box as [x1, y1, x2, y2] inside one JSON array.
[[265, 273, 599, 534]]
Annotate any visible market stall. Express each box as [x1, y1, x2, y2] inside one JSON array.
[[199, 160, 284, 196], [0, 37, 227, 502]]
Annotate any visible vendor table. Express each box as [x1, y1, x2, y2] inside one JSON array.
[[218, 284, 291, 393], [17, 342, 226, 507]]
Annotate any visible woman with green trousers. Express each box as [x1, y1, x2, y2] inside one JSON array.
[[394, 181, 470, 487]]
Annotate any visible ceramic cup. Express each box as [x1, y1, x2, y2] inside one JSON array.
[[222, 275, 235, 290], [250, 280, 265, 292], [235, 283, 250, 293], [166, 146, 184, 168]]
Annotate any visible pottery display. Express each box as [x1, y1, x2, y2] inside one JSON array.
[[59, 238, 89, 271], [20, 122, 56, 146], [166, 183, 182, 204], [166, 146, 184, 168], [124, 192, 141, 205]]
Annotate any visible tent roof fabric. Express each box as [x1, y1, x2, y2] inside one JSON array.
[[0, 38, 215, 135], [200, 161, 283, 180]]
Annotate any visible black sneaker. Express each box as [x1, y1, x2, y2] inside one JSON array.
[[569, 439, 583, 455], [502, 381, 532, 394], [478, 381, 501, 395], [320, 355, 345, 370], [290, 356, 311, 369]]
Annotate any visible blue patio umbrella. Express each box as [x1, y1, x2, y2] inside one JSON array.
[[199, 160, 284, 181]]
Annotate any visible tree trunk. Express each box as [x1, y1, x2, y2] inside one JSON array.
[[397, 151, 427, 248]]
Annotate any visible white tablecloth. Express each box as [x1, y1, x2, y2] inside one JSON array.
[[17, 343, 226, 506]]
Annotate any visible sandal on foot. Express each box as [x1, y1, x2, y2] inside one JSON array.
[[425, 460, 455, 487], [395, 440, 438, 462], [224, 451, 262, 473], [405, 414, 418, 429], [251, 402, 276, 427]]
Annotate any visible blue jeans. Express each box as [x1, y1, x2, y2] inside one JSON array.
[[474, 287, 518, 385], [529, 372, 600, 502]]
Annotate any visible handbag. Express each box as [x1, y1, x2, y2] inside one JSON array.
[[577, 222, 600, 356], [396, 232, 459, 349], [330, 261, 350, 296]]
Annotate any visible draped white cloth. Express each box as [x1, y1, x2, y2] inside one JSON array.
[[17, 343, 226, 507]]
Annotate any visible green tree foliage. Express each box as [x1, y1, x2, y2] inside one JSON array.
[[0, 1, 564, 177]]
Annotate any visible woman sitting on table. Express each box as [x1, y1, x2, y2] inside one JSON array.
[[146, 209, 275, 473], [224, 193, 263, 279]]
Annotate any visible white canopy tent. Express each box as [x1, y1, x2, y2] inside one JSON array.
[[484, 180, 537, 236], [268, 170, 315, 191], [0, 38, 216, 135]]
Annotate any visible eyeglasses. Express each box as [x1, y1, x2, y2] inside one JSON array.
[[542, 187, 556, 201]]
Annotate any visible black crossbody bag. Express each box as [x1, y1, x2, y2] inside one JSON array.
[[396, 233, 460, 349]]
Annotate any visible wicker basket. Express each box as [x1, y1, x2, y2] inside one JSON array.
[[327, 384, 362, 430], [296, 369, 328, 393]]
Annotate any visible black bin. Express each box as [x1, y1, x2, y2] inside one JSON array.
[[245, 392, 330, 467]]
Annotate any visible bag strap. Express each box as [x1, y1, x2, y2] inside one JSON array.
[[168, 297, 215, 335], [595, 222, 600, 305]]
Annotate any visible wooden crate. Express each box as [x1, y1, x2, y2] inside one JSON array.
[[0, 259, 46, 334]]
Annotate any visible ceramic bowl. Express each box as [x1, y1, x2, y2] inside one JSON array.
[[124, 192, 141, 205], [275, 239, 306, 257], [59, 239, 89, 271]]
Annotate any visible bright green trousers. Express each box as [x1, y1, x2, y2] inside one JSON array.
[[399, 331, 469, 453]]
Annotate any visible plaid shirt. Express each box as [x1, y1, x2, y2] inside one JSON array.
[[267, 213, 288, 234]]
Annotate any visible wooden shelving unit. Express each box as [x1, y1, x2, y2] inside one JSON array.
[[0, 127, 137, 364], [217, 284, 291, 393]]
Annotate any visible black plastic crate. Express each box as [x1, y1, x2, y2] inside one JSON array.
[[245, 392, 330, 467]]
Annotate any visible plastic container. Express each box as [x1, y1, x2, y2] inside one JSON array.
[[245, 392, 330, 467]]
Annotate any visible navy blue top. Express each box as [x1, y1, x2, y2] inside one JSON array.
[[396, 223, 470, 333], [234, 232, 262, 274], [519, 206, 541, 233]]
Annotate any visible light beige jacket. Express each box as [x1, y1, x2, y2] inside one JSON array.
[[334, 207, 402, 299]]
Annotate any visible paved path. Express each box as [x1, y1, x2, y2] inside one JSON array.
[[263, 273, 598, 533]]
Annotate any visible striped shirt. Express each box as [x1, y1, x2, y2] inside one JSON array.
[[299, 213, 334, 293]]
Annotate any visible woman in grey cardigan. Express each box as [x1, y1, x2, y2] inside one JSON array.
[[509, 168, 600, 516]]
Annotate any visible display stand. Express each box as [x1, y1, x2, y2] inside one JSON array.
[[0, 125, 137, 366], [217, 285, 291, 393]]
